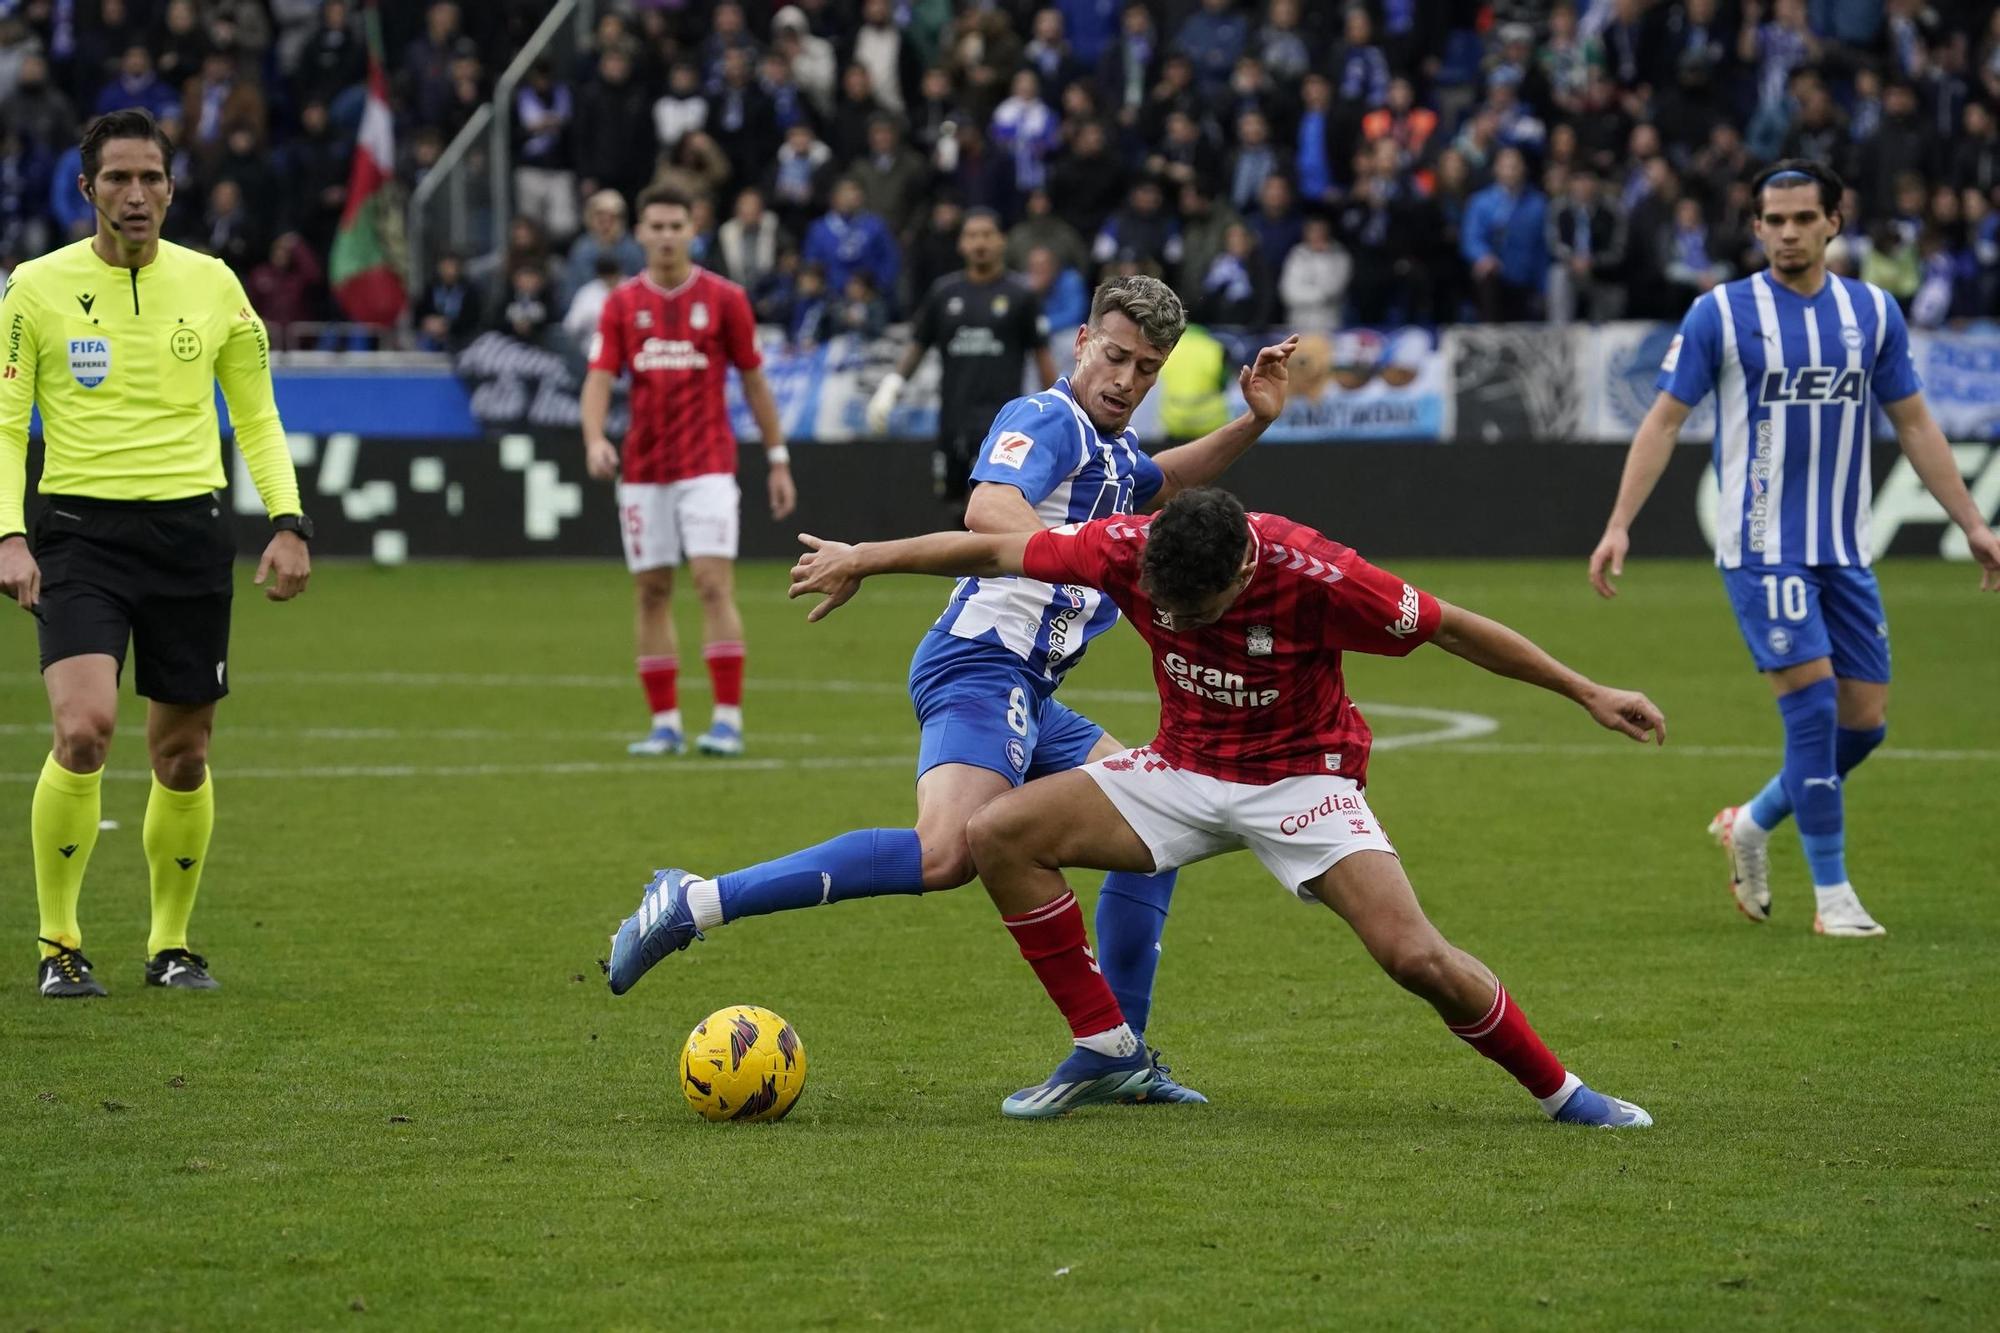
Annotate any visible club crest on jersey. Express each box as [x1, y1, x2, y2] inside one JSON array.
[[635, 309, 654, 329], [991, 295, 1008, 315], [1246, 625, 1273, 656], [1841, 326, 1864, 349], [1760, 367, 1865, 404], [946, 296, 964, 316], [989, 430, 1034, 469], [67, 337, 110, 388], [690, 301, 709, 330]]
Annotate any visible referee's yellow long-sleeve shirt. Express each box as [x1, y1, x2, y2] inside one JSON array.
[[0, 238, 302, 535]]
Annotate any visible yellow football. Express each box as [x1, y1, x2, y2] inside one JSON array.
[[680, 1005, 807, 1123]]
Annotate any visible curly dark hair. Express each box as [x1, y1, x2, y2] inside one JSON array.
[[79, 108, 175, 184], [1141, 488, 1251, 611]]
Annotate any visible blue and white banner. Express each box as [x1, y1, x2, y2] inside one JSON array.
[[1579, 320, 2000, 443]]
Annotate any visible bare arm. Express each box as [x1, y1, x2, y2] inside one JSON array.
[[741, 365, 797, 520], [1882, 392, 2000, 589], [1147, 335, 1300, 509], [788, 530, 1033, 621], [581, 368, 620, 480], [1429, 599, 1667, 744], [1589, 390, 1694, 597], [963, 480, 1046, 535]]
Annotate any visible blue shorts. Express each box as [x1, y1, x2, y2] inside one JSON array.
[[909, 659, 1105, 787], [1720, 563, 1891, 681]]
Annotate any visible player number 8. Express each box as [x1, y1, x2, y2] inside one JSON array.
[[1761, 574, 1808, 623], [1005, 687, 1029, 737]]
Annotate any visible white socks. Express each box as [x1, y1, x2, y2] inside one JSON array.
[[1537, 1070, 1584, 1117], [652, 708, 683, 733], [712, 704, 743, 730], [1074, 1024, 1139, 1058], [686, 879, 725, 931]]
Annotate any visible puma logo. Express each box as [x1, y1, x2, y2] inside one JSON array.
[[59, 844, 78, 858], [1802, 778, 1840, 793], [174, 856, 197, 870], [818, 872, 832, 906]]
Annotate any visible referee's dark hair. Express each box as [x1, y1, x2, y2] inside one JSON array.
[[1750, 158, 1844, 220], [80, 108, 176, 183], [1142, 488, 1251, 612]]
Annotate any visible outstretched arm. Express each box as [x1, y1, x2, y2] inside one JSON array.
[[1589, 390, 1693, 597], [1429, 599, 1667, 744], [1147, 335, 1299, 509], [789, 530, 1035, 621], [1882, 392, 2000, 591]]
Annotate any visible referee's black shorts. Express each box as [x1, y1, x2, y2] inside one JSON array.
[[32, 493, 235, 704]]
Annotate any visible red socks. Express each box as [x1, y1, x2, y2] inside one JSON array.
[[1001, 892, 1126, 1040], [1447, 983, 1568, 1100], [704, 640, 744, 709], [637, 656, 677, 715]]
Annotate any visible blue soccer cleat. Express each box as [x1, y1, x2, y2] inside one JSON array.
[[1552, 1082, 1654, 1128], [627, 725, 685, 756], [694, 721, 744, 757], [605, 868, 704, 995], [1119, 1047, 1209, 1104], [1002, 1044, 1159, 1119]]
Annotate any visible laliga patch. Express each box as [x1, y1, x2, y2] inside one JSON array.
[[1660, 335, 1682, 373], [989, 430, 1034, 469], [587, 331, 603, 362], [68, 337, 111, 388]]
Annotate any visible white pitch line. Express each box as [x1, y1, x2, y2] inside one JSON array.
[[1390, 741, 2000, 763], [0, 755, 920, 783]]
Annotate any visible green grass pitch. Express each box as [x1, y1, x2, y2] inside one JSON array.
[[2, 556, 1995, 1330]]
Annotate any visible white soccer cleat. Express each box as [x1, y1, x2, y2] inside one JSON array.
[[1813, 886, 1886, 939], [1707, 806, 1772, 923]]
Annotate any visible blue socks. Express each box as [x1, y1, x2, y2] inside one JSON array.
[[1745, 721, 1886, 833], [715, 828, 925, 922], [1775, 679, 1846, 887], [1094, 869, 1177, 1040]]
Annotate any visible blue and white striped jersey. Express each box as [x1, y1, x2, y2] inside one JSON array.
[[914, 377, 1166, 687], [1658, 272, 1923, 569]]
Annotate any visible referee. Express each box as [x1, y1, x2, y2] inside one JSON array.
[[0, 110, 311, 998], [867, 208, 1057, 508]]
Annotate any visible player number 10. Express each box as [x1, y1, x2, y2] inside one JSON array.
[[1762, 574, 1809, 623]]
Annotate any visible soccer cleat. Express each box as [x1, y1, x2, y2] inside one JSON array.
[[605, 867, 704, 995], [1707, 805, 1772, 922], [1552, 1082, 1654, 1128], [145, 948, 219, 989], [1001, 1044, 1159, 1119], [36, 939, 106, 998], [627, 725, 685, 756], [693, 722, 744, 757], [1118, 1047, 1209, 1104], [1813, 887, 1887, 938]]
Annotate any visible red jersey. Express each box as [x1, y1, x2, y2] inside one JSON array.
[[1021, 511, 1442, 786], [588, 266, 761, 484]]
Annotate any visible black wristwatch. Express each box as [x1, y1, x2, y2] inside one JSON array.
[[272, 512, 315, 542]]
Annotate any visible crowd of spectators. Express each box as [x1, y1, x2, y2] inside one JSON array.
[[5, 1, 1999, 353]]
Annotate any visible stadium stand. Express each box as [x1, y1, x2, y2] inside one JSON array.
[[1, 0, 1995, 353]]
